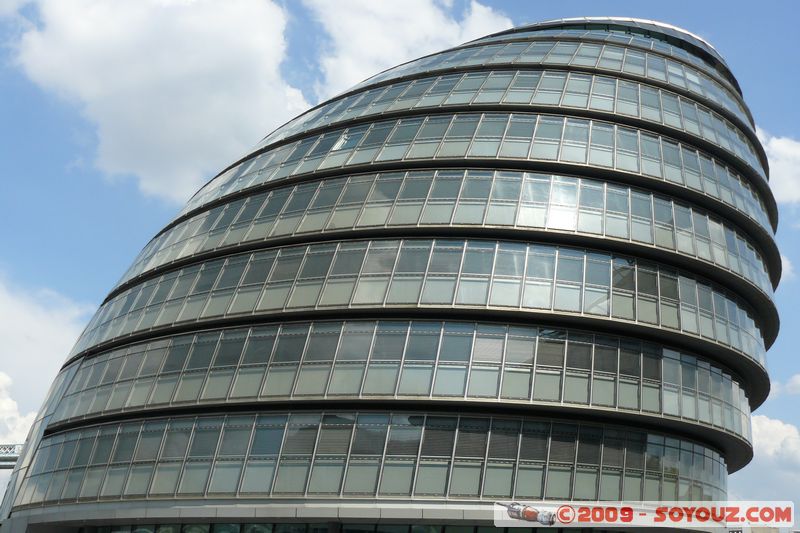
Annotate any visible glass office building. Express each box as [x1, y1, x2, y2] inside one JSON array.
[[0, 17, 780, 533]]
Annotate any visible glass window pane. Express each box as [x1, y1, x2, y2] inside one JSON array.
[[432, 366, 467, 396], [379, 460, 414, 495]]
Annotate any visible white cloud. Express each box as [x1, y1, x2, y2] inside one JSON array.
[[0, 0, 28, 17], [0, 371, 33, 503], [781, 254, 795, 281], [303, 0, 512, 100], [8, 0, 511, 203], [785, 375, 800, 395], [771, 374, 800, 398], [14, 0, 309, 203], [0, 276, 93, 415], [757, 127, 800, 205], [751, 415, 800, 463], [728, 415, 800, 507], [0, 373, 35, 445]]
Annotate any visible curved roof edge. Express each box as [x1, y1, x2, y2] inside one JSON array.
[[475, 17, 741, 94], [517, 17, 723, 59]]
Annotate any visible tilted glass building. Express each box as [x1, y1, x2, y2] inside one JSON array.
[[0, 16, 780, 533]]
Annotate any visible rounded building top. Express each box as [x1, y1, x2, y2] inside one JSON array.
[[514, 17, 724, 60], [473, 16, 739, 93]]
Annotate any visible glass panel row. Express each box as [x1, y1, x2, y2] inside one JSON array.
[[78, 524, 623, 533], [345, 39, 750, 130], [257, 69, 761, 176], [73, 239, 767, 367], [186, 113, 771, 233], [0, 362, 79, 519], [468, 26, 735, 90], [54, 321, 752, 441], [120, 170, 774, 297], [14, 411, 727, 508]]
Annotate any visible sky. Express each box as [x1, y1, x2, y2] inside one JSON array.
[[0, 0, 799, 506]]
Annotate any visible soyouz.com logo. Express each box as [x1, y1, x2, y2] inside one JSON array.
[[493, 501, 794, 528]]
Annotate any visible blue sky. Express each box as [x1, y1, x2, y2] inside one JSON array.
[[0, 0, 798, 504]]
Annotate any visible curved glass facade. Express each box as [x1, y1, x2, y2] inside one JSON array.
[[466, 28, 737, 94], [13, 412, 727, 508], [484, 18, 733, 67], [1, 18, 780, 532], [182, 112, 772, 230], [50, 321, 752, 442], [118, 171, 774, 298], [346, 39, 752, 131], [71, 239, 767, 368], [255, 70, 763, 173]]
